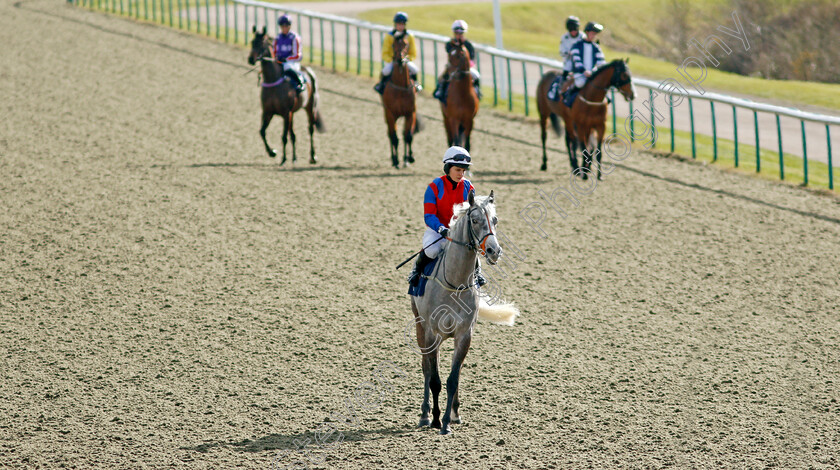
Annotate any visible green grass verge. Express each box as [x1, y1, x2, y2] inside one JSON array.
[[359, 1, 840, 112]]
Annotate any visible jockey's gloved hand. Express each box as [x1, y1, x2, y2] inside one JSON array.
[[438, 226, 450, 239]]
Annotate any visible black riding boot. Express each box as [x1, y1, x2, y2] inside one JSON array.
[[474, 259, 487, 287], [374, 74, 389, 94], [473, 77, 482, 100], [433, 80, 447, 102], [408, 251, 432, 286]]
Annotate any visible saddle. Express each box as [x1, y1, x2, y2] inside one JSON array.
[[407, 257, 439, 297], [547, 76, 575, 102]]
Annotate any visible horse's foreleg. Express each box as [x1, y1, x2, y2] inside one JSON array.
[[443, 114, 454, 147], [441, 332, 471, 435], [260, 112, 277, 158], [403, 114, 415, 166], [429, 345, 442, 429], [385, 112, 399, 169], [566, 129, 578, 173], [539, 114, 548, 171]]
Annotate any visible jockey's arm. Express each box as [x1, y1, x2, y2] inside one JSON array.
[[571, 46, 585, 74], [406, 35, 418, 62], [423, 186, 444, 232], [381, 34, 395, 63]]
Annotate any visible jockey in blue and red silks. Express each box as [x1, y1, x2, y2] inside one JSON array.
[[408, 146, 487, 288], [273, 14, 305, 94]]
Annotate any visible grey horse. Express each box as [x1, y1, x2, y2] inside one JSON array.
[[410, 190, 519, 435]]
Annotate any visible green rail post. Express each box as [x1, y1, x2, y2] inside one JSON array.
[[223, 0, 227, 41], [649, 88, 656, 148], [611, 89, 616, 135], [215, 0, 219, 38], [207, 3, 212, 36], [419, 39, 425, 88], [492, 54, 498, 106], [710, 101, 716, 161], [827, 125, 833, 190], [356, 26, 361, 75], [506, 58, 512, 112], [733, 106, 738, 167], [754, 110, 760, 172], [135, 0, 139, 19], [801, 120, 808, 185], [121, 0, 124, 16], [669, 94, 674, 152], [368, 30, 373, 77], [433, 42, 438, 82], [144, 0, 147, 20], [151, 0, 155, 21], [331, 20, 336, 71], [320, 19, 325, 67], [179, 0, 183, 30], [309, 17, 314, 63], [345, 23, 350, 72], [776, 114, 784, 180], [629, 99, 635, 142], [186, 0, 191, 31], [522, 61, 529, 116], [689, 97, 696, 159]]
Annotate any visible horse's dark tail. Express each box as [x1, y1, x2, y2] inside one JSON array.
[[549, 113, 563, 138], [314, 111, 325, 133], [414, 114, 424, 134]]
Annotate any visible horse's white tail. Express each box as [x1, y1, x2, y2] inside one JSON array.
[[477, 295, 520, 326]]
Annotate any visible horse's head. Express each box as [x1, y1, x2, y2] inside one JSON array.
[[248, 26, 271, 66], [452, 191, 501, 265], [448, 40, 470, 73], [392, 32, 408, 63], [610, 58, 635, 101]]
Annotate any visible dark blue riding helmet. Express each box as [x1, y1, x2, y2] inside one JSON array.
[[278, 14, 292, 26], [393, 12, 408, 24]]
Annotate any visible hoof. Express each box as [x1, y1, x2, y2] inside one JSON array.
[[581, 172, 588, 180], [406, 154, 415, 164], [279, 157, 287, 166], [450, 416, 461, 425], [309, 156, 318, 165], [430, 419, 441, 429], [439, 424, 452, 435], [418, 417, 431, 427], [267, 149, 277, 158], [597, 174, 603, 181], [540, 163, 547, 171]]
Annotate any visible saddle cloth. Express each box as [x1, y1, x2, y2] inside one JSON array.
[[547, 75, 564, 102], [407, 257, 439, 297]]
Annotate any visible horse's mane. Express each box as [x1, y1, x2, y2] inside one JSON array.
[[587, 59, 625, 84], [449, 195, 496, 230]]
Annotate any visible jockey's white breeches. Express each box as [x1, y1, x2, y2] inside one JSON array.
[[469, 67, 480, 81], [563, 59, 574, 72], [574, 73, 589, 88], [422, 227, 446, 259], [383, 61, 419, 76], [282, 61, 301, 73]]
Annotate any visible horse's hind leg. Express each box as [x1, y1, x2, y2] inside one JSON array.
[[429, 346, 442, 429], [289, 113, 297, 164], [280, 117, 290, 165], [462, 120, 473, 153], [441, 332, 471, 435], [260, 112, 277, 158], [306, 107, 318, 164]]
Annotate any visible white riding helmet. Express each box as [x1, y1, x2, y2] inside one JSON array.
[[452, 20, 468, 33], [442, 146, 472, 166]]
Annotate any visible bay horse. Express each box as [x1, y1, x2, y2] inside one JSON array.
[[536, 59, 634, 176], [381, 31, 422, 169], [248, 26, 324, 164], [440, 41, 479, 151], [409, 191, 519, 435]]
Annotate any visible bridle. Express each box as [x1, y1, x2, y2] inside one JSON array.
[[448, 43, 470, 80]]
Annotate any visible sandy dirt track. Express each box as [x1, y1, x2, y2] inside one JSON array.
[[1, 1, 840, 468]]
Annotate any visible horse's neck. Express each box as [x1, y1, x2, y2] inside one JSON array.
[[449, 63, 471, 83], [260, 58, 282, 82], [442, 221, 477, 288], [391, 60, 410, 86], [581, 68, 611, 101]]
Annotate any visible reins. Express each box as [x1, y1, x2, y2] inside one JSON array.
[[429, 202, 495, 291]]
